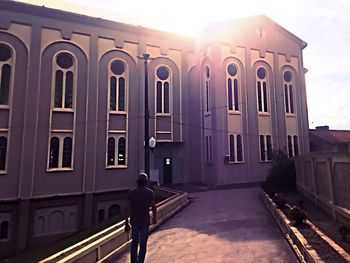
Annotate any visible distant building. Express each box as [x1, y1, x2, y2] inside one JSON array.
[[310, 126, 350, 153], [0, 1, 310, 256]]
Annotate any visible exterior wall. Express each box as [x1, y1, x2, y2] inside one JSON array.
[[0, 1, 309, 257]]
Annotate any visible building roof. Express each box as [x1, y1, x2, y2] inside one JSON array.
[[310, 128, 350, 144]]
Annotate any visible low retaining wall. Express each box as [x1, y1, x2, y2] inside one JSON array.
[[39, 187, 189, 263]]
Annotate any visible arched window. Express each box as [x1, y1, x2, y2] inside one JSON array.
[[118, 137, 126, 165], [256, 67, 269, 113], [107, 137, 115, 166], [49, 137, 59, 168], [0, 136, 7, 171], [283, 70, 295, 114], [156, 66, 170, 114], [227, 64, 240, 111], [98, 209, 105, 223], [228, 134, 244, 163], [0, 43, 12, 105], [260, 135, 272, 162], [109, 60, 126, 112], [62, 137, 72, 168], [54, 52, 75, 109], [0, 221, 9, 239], [108, 204, 121, 218], [204, 66, 210, 113]]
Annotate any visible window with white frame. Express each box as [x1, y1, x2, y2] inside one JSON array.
[[48, 134, 73, 169], [283, 70, 295, 114], [227, 64, 240, 112], [53, 52, 75, 109], [156, 66, 171, 114], [106, 135, 127, 167], [0, 135, 7, 172], [228, 134, 243, 163], [287, 135, 299, 157], [0, 43, 12, 106], [256, 67, 269, 113], [109, 60, 127, 112], [259, 135, 272, 162], [203, 66, 210, 113]]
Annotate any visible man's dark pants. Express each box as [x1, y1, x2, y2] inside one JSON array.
[[131, 225, 149, 263]]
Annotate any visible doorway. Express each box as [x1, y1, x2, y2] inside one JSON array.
[[163, 158, 172, 184]]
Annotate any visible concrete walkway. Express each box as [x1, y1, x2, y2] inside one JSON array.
[[114, 188, 298, 263]]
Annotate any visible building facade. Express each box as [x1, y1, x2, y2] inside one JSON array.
[[310, 126, 350, 153], [0, 1, 309, 256]]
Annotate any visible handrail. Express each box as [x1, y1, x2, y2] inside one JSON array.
[[39, 187, 189, 263]]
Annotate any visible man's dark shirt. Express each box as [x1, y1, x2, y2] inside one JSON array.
[[128, 186, 155, 227]]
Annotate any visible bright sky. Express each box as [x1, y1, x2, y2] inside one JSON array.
[[16, 0, 350, 130]]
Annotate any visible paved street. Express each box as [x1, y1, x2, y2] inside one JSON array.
[[115, 188, 298, 263]]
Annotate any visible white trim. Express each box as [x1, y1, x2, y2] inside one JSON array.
[[256, 67, 270, 113], [47, 133, 74, 171], [259, 134, 272, 163], [227, 133, 244, 164], [106, 133, 127, 168]]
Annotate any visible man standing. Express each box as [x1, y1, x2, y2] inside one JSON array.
[[124, 173, 157, 263]]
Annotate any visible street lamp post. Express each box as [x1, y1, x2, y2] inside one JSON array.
[[143, 54, 150, 178]]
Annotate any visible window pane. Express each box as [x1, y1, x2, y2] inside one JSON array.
[[209, 136, 212, 163], [156, 81, 162, 113], [110, 76, 116, 111], [289, 85, 294, 113], [257, 68, 266, 79], [0, 64, 11, 105], [206, 81, 209, 112], [260, 135, 265, 161], [206, 136, 209, 163], [156, 67, 169, 80], [0, 44, 11, 61], [118, 77, 125, 111], [263, 82, 268, 112], [257, 81, 262, 112], [111, 60, 125, 75], [0, 137, 7, 170], [54, 70, 63, 108], [62, 137, 72, 168], [266, 135, 272, 160], [56, 53, 73, 69], [228, 79, 233, 111], [164, 82, 169, 113], [65, 71, 73, 108], [234, 79, 239, 111], [229, 134, 235, 162], [118, 137, 126, 165], [284, 84, 289, 113], [49, 137, 59, 168], [293, 136, 299, 156], [288, 135, 293, 157], [228, 64, 237, 77], [107, 137, 115, 165], [0, 221, 9, 239], [237, 135, 243, 162]]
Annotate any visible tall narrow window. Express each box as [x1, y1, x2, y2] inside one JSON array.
[[110, 60, 126, 112], [49, 137, 59, 168], [62, 137, 72, 168], [54, 52, 74, 109], [287, 135, 293, 158], [229, 134, 235, 162], [0, 44, 12, 105], [260, 135, 265, 161], [206, 136, 209, 163], [237, 135, 243, 162], [209, 135, 212, 163], [204, 66, 210, 113], [0, 221, 9, 239], [156, 66, 170, 114], [227, 64, 240, 112], [107, 137, 115, 166], [256, 67, 269, 113], [283, 71, 295, 114], [118, 137, 126, 165], [0, 136, 7, 171], [266, 135, 272, 161], [293, 136, 299, 156]]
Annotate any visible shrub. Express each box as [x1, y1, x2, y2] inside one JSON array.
[[290, 206, 307, 226], [266, 149, 296, 192], [273, 193, 286, 209]]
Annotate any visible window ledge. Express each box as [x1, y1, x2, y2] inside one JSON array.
[[0, 171, 7, 175], [156, 113, 171, 117], [0, 239, 10, 243], [0, 105, 10, 110], [258, 112, 270, 116], [52, 108, 74, 113], [228, 111, 241, 115], [106, 165, 128, 169], [228, 161, 244, 164], [286, 113, 297, 118], [109, 111, 127, 115], [259, 160, 272, 163], [204, 112, 211, 117], [47, 168, 74, 173]]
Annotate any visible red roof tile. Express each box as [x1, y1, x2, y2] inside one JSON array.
[[310, 129, 350, 144]]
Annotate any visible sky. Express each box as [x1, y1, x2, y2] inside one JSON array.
[[16, 0, 350, 130]]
